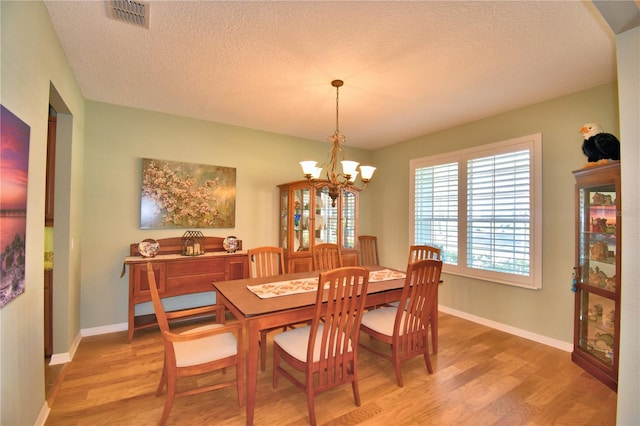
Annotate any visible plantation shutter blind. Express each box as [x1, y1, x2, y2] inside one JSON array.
[[466, 150, 531, 276], [414, 162, 459, 265]]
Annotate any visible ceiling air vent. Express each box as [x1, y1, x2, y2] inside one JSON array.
[[107, 0, 149, 29]]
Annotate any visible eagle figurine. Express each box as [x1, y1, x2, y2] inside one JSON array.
[[580, 123, 620, 164]]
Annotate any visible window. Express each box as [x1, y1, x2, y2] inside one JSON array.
[[410, 134, 542, 289]]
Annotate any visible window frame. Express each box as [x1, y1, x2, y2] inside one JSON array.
[[409, 133, 542, 290]]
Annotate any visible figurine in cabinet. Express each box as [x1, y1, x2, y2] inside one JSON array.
[[590, 241, 608, 261], [591, 217, 607, 233], [604, 275, 616, 291], [592, 192, 614, 206], [588, 266, 608, 288], [605, 309, 615, 331]]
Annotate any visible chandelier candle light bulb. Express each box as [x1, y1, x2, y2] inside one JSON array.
[[299, 79, 377, 207]]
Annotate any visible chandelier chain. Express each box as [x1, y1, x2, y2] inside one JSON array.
[[335, 83, 340, 137]]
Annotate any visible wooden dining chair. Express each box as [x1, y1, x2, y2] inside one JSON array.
[[312, 243, 343, 270], [358, 235, 380, 266], [407, 244, 441, 263], [146, 263, 244, 425], [248, 245, 285, 278], [272, 266, 370, 426], [248, 246, 289, 372], [406, 244, 442, 353], [359, 259, 443, 387]]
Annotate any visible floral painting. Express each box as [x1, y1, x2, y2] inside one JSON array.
[[1, 105, 30, 308], [140, 158, 236, 229]]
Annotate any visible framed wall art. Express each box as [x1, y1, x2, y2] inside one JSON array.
[[140, 158, 236, 229], [1, 105, 31, 308]]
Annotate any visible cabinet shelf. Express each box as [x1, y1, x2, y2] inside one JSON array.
[[577, 283, 616, 299]]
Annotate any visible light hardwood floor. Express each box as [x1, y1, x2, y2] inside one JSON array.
[[45, 313, 617, 425]]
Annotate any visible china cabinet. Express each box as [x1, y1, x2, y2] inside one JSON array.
[[278, 180, 359, 272], [572, 162, 620, 391]]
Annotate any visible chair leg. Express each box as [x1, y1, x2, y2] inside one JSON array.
[[423, 351, 433, 374], [430, 308, 438, 354], [392, 349, 404, 387], [423, 331, 434, 374], [351, 361, 361, 407], [431, 287, 438, 354], [156, 360, 167, 396], [307, 389, 317, 426], [160, 374, 177, 426]]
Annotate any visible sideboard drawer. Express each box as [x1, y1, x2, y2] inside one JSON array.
[[166, 258, 225, 276], [166, 272, 225, 293]]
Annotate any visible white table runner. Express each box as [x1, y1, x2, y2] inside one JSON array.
[[247, 269, 406, 299]]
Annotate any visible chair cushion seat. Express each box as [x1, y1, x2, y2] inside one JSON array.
[[175, 324, 237, 367], [274, 324, 353, 362], [361, 306, 404, 337]]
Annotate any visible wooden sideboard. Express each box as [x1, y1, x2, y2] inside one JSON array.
[[122, 236, 248, 342]]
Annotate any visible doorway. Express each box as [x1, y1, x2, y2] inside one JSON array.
[[45, 83, 74, 400]]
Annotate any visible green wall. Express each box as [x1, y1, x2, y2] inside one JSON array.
[[1, 1, 85, 424], [367, 83, 619, 344], [81, 101, 375, 326]]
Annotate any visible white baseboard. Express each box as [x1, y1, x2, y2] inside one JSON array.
[[48, 321, 127, 366], [35, 402, 50, 426], [48, 330, 81, 366], [439, 305, 573, 352], [80, 321, 127, 337]]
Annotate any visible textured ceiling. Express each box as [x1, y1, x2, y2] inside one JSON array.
[[43, 1, 617, 150]]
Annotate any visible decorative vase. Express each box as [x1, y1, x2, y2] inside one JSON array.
[[223, 236, 239, 253]]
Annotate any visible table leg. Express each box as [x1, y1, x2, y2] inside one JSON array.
[[246, 320, 259, 425]]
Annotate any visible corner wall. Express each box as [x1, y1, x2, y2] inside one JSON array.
[[368, 83, 619, 345]]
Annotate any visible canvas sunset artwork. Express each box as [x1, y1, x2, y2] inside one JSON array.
[[0, 105, 31, 307]]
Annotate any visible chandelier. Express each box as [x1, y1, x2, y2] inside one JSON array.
[[300, 80, 376, 207]]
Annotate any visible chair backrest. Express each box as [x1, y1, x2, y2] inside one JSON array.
[[248, 246, 285, 278], [407, 245, 441, 264], [394, 259, 443, 344], [309, 267, 370, 383], [313, 243, 343, 271], [146, 263, 171, 335], [358, 235, 380, 266]]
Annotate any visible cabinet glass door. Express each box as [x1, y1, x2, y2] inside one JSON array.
[[316, 187, 338, 245], [279, 191, 288, 249], [293, 186, 312, 252], [576, 184, 617, 366], [341, 189, 357, 249]]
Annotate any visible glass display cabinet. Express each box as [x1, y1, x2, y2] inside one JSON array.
[[572, 162, 620, 391], [279, 180, 359, 272]]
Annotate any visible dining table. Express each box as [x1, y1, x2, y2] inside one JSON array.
[[212, 265, 409, 425]]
